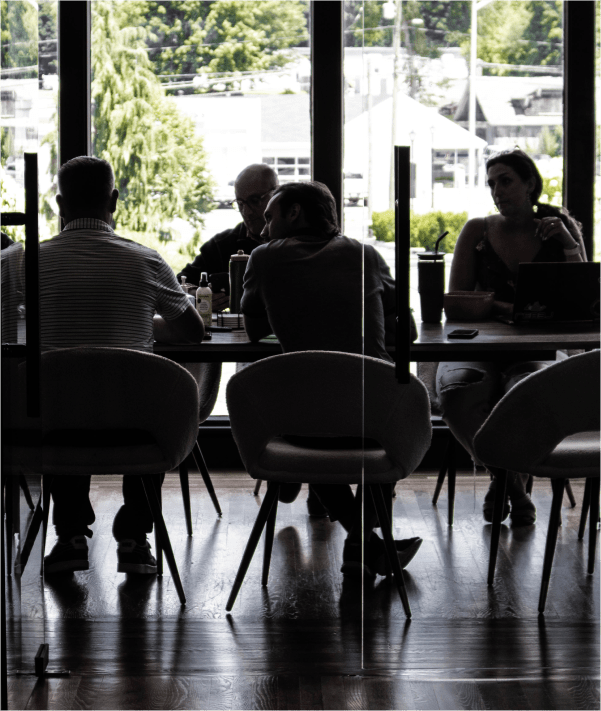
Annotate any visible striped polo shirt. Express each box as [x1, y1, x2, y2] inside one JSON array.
[[34, 218, 189, 352]]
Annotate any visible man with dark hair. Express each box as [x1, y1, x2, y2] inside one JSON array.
[[241, 181, 421, 578], [177, 163, 278, 310], [37, 156, 204, 575]]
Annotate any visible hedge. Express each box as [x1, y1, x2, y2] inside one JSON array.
[[371, 209, 468, 253]]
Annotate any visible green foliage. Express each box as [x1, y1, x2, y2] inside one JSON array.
[[1, 167, 23, 242], [538, 125, 562, 158], [38, 2, 58, 76], [92, 2, 214, 234], [142, 1, 308, 90], [371, 209, 467, 253], [1, 0, 37, 72], [540, 174, 562, 207], [460, 0, 562, 75], [1, 127, 14, 167]]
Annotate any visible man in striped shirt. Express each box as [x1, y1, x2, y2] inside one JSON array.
[[37, 156, 204, 574]]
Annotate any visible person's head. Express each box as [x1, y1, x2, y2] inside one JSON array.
[[233, 163, 279, 238], [261, 181, 339, 242], [485, 148, 543, 217], [56, 156, 118, 225]]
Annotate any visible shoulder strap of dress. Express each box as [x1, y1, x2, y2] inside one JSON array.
[[482, 216, 488, 240]]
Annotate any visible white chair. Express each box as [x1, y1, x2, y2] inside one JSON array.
[[473, 350, 600, 612], [225, 351, 432, 617]]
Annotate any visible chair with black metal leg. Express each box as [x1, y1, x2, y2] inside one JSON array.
[[224, 351, 432, 618], [177, 362, 223, 538], [3, 347, 200, 605], [474, 350, 600, 612], [418, 361, 579, 527]]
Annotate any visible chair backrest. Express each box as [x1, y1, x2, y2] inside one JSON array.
[[5, 347, 200, 467], [226, 350, 432, 478], [474, 350, 600, 472]]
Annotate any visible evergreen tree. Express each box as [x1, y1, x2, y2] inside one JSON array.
[[92, 2, 214, 233], [1, 0, 37, 72]]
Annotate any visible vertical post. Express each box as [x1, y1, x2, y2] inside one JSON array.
[[388, 0, 402, 209], [395, 146, 410, 384], [563, 0, 595, 259], [24, 153, 40, 417], [467, 0, 477, 201], [58, 1, 91, 164], [311, 1, 344, 227]]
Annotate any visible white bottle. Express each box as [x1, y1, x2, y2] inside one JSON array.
[[196, 271, 212, 329]]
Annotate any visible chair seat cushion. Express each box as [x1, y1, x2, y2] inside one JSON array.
[[531, 431, 600, 479], [256, 435, 399, 484]]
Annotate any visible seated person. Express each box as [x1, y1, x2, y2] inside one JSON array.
[[33, 156, 204, 574], [177, 163, 278, 311], [435, 148, 586, 525], [1, 231, 14, 249], [240, 180, 421, 578]]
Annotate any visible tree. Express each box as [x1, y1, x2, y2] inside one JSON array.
[[139, 1, 308, 91], [1, 0, 37, 72], [91, 2, 214, 233]]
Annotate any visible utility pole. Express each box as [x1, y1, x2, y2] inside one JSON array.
[[468, 0, 494, 217], [388, 0, 402, 209]]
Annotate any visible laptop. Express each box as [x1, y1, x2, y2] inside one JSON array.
[[502, 262, 600, 325]]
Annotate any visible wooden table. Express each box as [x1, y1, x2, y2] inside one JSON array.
[[154, 320, 600, 363]]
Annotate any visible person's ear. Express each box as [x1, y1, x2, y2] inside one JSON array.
[[55, 194, 64, 216], [109, 189, 119, 214], [287, 202, 301, 223]]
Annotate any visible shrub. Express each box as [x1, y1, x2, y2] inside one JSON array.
[[370, 209, 468, 253]]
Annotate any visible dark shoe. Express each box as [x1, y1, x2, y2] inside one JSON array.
[[306, 491, 329, 518], [341, 536, 423, 578], [483, 480, 510, 523], [278, 483, 302, 504], [510, 494, 536, 526], [44, 535, 89, 574], [395, 537, 423, 569], [117, 539, 157, 574]]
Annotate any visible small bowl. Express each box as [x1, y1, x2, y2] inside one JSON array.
[[443, 291, 495, 321]]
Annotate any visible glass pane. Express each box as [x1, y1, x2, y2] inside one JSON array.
[[91, 0, 310, 414], [2, 0, 57, 681], [344, 0, 566, 668]]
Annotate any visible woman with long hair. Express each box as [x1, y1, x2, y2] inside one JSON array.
[[435, 148, 586, 525]]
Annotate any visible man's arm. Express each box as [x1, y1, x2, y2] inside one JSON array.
[[243, 313, 272, 342], [154, 303, 204, 343]]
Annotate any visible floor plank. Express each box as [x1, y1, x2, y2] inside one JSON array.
[[5, 472, 599, 710]]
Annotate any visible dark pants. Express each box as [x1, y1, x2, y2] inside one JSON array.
[[51, 474, 164, 543], [309, 483, 393, 542]]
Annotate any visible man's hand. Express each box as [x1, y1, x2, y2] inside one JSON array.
[[212, 292, 230, 312], [243, 313, 272, 342]]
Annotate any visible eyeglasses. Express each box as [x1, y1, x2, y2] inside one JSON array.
[[230, 190, 274, 213]]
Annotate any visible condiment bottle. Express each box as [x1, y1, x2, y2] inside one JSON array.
[[196, 272, 212, 330], [229, 250, 250, 314], [417, 231, 447, 323]]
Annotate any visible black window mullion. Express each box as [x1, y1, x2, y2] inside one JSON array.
[[563, 0, 595, 258], [58, 0, 91, 164], [311, 1, 344, 227]]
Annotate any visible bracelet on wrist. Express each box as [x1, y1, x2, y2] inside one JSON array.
[[563, 243, 580, 255]]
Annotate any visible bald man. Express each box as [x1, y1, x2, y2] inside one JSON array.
[[178, 163, 278, 311]]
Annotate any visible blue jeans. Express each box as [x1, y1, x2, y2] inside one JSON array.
[[435, 360, 553, 465]]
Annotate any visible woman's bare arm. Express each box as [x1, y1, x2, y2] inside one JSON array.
[[448, 218, 483, 291]]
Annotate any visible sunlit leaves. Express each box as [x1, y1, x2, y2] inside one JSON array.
[[92, 1, 214, 233]]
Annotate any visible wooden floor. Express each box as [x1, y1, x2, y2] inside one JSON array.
[[5, 471, 600, 710]]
